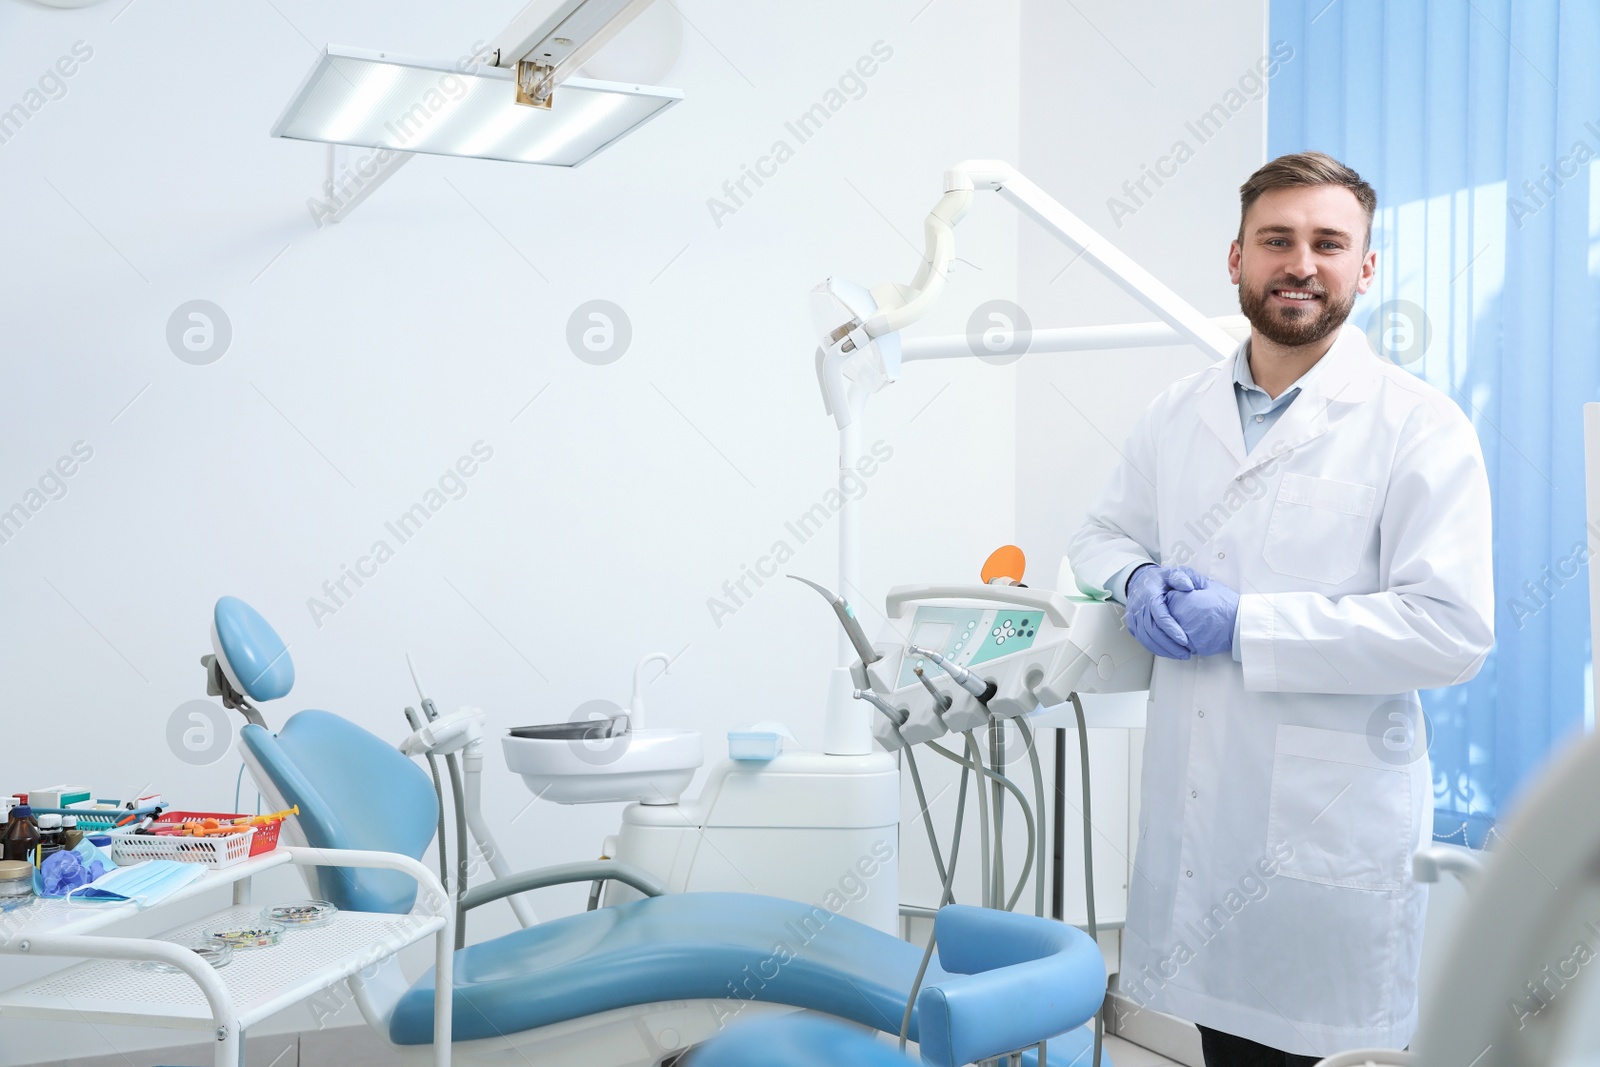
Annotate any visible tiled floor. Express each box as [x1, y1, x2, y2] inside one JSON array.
[[1105, 1033, 1188, 1066]]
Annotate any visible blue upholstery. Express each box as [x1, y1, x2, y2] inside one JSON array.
[[390, 895, 1107, 1065], [685, 1015, 1107, 1067], [240, 712, 438, 913], [917, 905, 1106, 1067], [214, 596, 295, 701], [679, 907, 1108, 1067], [685, 1016, 910, 1067], [391, 891, 952, 1045]]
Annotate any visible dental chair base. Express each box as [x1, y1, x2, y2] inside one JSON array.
[[604, 750, 900, 933]]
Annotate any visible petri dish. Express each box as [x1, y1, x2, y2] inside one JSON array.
[[205, 921, 285, 949], [140, 939, 233, 972], [263, 900, 338, 929]]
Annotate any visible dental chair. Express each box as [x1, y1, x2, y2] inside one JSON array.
[[207, 596, 1110, 1067]]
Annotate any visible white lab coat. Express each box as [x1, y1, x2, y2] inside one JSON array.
[[1068, 325, 1493, 1056]]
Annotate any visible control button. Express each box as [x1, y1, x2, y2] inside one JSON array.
[[1002, 619, 1012, 628], [954, 642, 963, 650], [993, 628, 1002, 637], [1025, 629, 1034, 637], [995, 636, 1006, 645]]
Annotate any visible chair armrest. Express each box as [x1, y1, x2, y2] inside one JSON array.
[[459, 860, 666, 913], [1412, 845, 1484, 889], [916, 905, 1107, 1067]]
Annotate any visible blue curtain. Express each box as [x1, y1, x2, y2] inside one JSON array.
[[1268, 0, 1600, 846]]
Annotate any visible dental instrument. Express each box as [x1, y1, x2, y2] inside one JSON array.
[[912, 666, 953, 711], [853, 688, 907, 727], [790, 575, 882, 666], [395, 684, 539, 935], [908, 645, 994, 701]]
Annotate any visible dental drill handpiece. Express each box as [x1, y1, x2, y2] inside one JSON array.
[[912, 666, 953, 712], [853, 689, 909, 727], [788, 575, 882, 666], [909, 645, 997, 702]]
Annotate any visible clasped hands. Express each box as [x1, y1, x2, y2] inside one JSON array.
[[1124, 563, 1239, 659]]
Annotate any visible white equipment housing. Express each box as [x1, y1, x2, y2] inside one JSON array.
[[605, 750, 900, 933]]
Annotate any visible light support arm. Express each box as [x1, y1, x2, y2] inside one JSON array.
[[856, 160, 1236, 360], [970, 162, 1236, 359]]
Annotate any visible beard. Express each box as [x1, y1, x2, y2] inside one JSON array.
[[1237, 274, 1356, 347]]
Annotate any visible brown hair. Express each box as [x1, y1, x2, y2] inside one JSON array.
[[1239, 151, 1376, 249]]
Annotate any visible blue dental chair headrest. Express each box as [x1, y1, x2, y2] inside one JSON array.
[[213, 595, 295, 702]]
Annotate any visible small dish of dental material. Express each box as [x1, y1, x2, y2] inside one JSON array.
[[205, 921, 285, 949], [263, 900, 338, 928], [140, 939, 233, 972]]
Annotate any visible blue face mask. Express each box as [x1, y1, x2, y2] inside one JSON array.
[[67, 860, 204, 906]]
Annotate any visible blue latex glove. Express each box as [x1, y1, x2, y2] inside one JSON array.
[[1124, 564, 1207, 660], [39, 848, 108, 897], [1166, 579, 1241, 657]]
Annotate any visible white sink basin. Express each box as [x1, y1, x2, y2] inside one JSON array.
[[502, 727, 704, 805]]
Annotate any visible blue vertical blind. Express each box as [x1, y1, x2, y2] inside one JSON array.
[[1269, 0, 1600, 845]]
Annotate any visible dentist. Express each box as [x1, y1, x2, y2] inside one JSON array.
[[1068, 151, 1494, 1065]]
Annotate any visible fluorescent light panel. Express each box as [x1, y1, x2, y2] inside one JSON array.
[[272, 47, 681, 166]]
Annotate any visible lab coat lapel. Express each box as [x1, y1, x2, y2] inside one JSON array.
[[1194, 345, 1248, 468], [1234, 325, 1381, 479]]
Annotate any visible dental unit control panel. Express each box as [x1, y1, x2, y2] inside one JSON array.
[[858, 584, 1152, 749]]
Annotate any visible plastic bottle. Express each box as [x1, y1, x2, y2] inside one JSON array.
[[2, 805, 41, 863]]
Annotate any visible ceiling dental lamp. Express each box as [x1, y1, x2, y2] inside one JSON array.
[[272, 0, 682, 220]]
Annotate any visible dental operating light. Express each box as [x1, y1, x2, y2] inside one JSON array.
[[271, 0, 679, 225], [272, 47, 680, 166]]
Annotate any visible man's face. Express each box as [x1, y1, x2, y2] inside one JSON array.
[[1228, 184, 1377, 348]]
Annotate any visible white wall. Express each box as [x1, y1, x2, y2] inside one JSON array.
[[0, 0, 1019, 1062], [1016, 0, 1271, 570]]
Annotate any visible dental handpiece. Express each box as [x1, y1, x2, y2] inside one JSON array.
[[853, 688, 908, 726], [912, 666, 953, 712], [789, 575, 882, 665], [908, 644, 997, 702]]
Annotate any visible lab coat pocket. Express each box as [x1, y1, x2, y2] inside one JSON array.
[[1262, 473, 1376, 585], [1265, 725, 1411, 891]]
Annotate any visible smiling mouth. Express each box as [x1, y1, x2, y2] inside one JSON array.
[[1271, 287, 1324, 303]]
